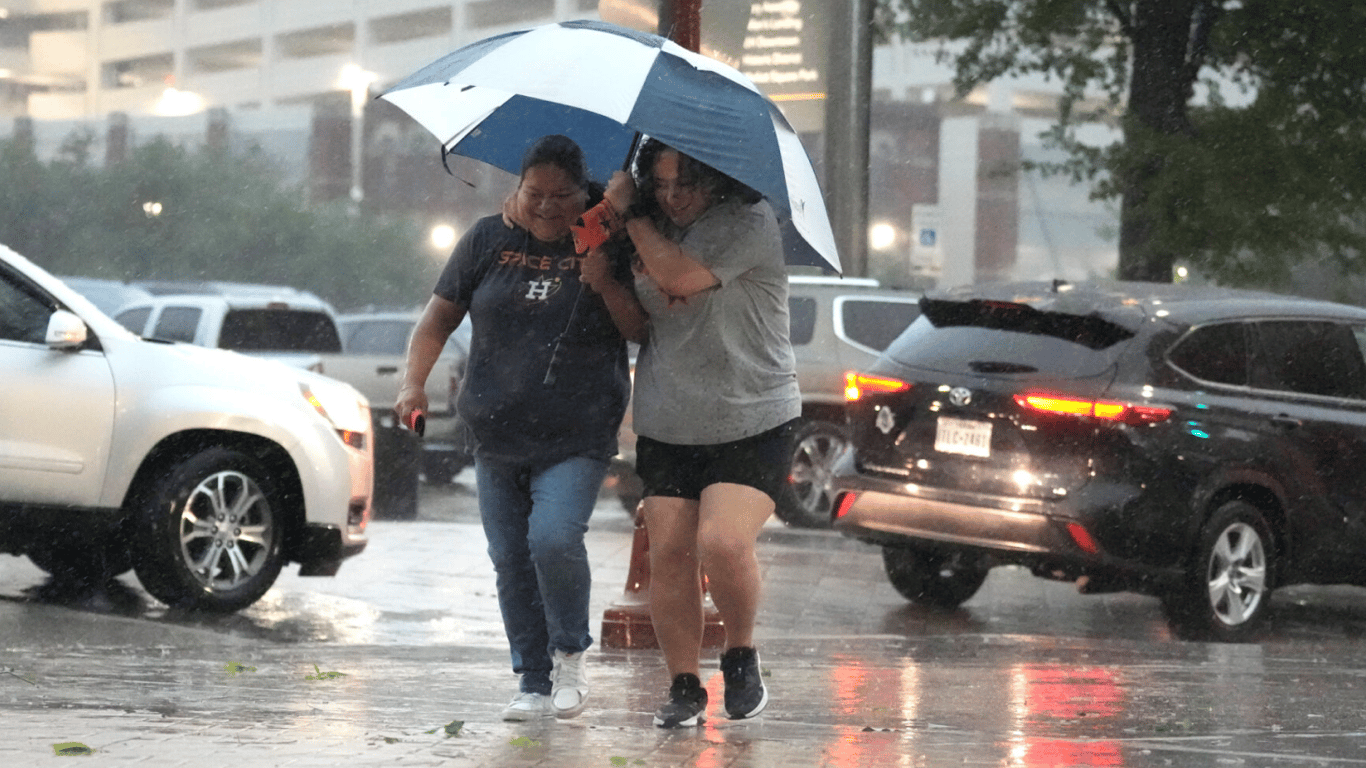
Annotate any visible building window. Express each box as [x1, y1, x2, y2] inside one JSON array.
[[104, 53, 174, 89], [370, 7, 453, 45], [188, 39, 262, 74], [276, 23, 356, 59], [466, 0, 554, 28], [1, 12, 87, 49], [193, 0, 255, 9], [104, 0, 175, 24]]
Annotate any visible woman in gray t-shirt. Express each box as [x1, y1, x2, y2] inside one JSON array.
[[586, 138, 800, 728]]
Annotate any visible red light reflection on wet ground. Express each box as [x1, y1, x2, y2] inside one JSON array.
[[1009, 664, 1124, 767], [823, 653, 914, 766], [814, 655, 1127, 767]]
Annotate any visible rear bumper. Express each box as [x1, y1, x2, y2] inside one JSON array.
[[830, 465, 1180, 593], [832, 472, 1067, 554]]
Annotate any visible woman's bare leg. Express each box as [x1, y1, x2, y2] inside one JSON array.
[[696, 482, 774, 650], [640, 495, 703, 677]]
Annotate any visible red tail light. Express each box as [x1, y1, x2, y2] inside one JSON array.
[[1014, 393, 1173, 425], [833, 492, 858, 520], [845, 372, 911, 402], [1066, 522, 1101, 554]]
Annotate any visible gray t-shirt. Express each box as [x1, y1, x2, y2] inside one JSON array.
[[632, 198, 801, 444]]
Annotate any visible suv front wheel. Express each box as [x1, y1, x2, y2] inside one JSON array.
[[131, 447, 286, 612], [1161, 500, 1274, 642], [775, 419, 847, 528]]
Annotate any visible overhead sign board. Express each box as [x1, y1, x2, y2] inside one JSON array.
[[599, 0, 828, 133]]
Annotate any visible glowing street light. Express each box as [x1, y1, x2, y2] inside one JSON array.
[[154, 87, 204, 116], [338, 64, 378, 207], [430, 224, 457, 252], [869, 221, 898, 251]]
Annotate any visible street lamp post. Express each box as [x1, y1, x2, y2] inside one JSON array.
[[338, 64, 377, 209]]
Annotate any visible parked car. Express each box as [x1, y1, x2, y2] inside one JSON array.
[[0, 245, 371, 611], [112, 288, 424, 520], [605, 276, 921, 526], [113, 286, 343, 371], [831, 279, 1366, 641], [779, 276, 922, 526], [334, 310, 473, 484]]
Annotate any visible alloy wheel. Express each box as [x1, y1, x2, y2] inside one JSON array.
[[1205, 521, 1267, 627], [177, 469, 276, 592]]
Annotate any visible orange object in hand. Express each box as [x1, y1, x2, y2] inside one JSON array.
[[405, 409, 426, 437], [571, 199, 623, 254]]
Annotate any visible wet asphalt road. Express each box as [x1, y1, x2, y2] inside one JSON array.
[[4, 469, 1366, 649], [7, 471, 1366, 765]]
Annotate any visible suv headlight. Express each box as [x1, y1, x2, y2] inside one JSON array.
[[300, 381, 369, 449]]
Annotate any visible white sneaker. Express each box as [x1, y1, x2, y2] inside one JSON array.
[[501, 692, 553, 721], [550, 649, 589, 719]]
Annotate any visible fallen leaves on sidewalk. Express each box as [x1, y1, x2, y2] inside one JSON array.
[[2, 666, 36, 685], [305, 664, 347, 681]]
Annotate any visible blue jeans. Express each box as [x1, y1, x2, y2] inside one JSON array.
[[475, 455, 607, 694]]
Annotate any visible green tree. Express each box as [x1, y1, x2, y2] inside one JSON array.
[[0, 131, 432, 310], [876, 0, 1366, 286]]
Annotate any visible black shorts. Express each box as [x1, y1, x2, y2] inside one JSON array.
[[635, 418, 799, 502]]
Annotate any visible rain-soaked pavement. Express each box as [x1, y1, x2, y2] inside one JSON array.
[[6, 473, 1366, 766]]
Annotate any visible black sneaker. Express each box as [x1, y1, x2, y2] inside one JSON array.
[[653, 673, 708, 728], [720, 646, 768, 719]]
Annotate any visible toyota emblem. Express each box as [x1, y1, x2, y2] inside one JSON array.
[[948, 387, 973, 406]]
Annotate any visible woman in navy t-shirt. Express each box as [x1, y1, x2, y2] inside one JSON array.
[[396, 135, 636, 723]]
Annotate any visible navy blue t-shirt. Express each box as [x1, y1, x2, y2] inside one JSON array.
[[434, 215, 630, 466]]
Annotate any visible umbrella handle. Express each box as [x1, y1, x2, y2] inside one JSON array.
[[542, 281, 587, 386], [623, 132, 642, 173]]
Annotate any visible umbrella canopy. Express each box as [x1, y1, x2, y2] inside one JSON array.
[[380, 19, 840, 273]]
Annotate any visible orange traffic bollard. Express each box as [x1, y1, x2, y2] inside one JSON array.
[[600, 504, 726, 649]]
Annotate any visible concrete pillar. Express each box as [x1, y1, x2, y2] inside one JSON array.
[[206, 107, 230, 151], [105, 112, 129, 166], [974, 114, 1020, 284], [308, 96, 350, 203]]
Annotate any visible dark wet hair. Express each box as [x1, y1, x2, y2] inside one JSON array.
[[632, 137, 762, 209], [520, 134, 592, 190]]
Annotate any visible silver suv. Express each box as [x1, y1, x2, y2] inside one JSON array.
[[0, 246, 372, 612], [334, 310, 474, 485], [778, 276, 921, 526]]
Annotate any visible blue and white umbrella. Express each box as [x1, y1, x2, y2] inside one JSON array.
[[380, 19, 840, 273]]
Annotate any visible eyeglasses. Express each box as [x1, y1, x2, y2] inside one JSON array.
[[520, 188, 581, 206]]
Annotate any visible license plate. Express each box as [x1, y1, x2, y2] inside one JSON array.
[[935, 417, 992, 457]]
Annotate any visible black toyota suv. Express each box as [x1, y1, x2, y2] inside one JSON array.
[[832, 280, 1366, 641]]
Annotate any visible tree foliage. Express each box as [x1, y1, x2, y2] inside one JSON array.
[[877, 0, 1366, 288], [0, 131, 433, 311]]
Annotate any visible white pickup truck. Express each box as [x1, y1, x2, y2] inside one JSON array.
[[111, 287, 428, 520], [1, 246, 372, 612]]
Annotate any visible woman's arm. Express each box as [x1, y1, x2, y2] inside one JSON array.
[[580, 249, 649, 343], [624, 217, 719, 298], [396, 295, 466, 423], [602, 170, 717, 298]]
